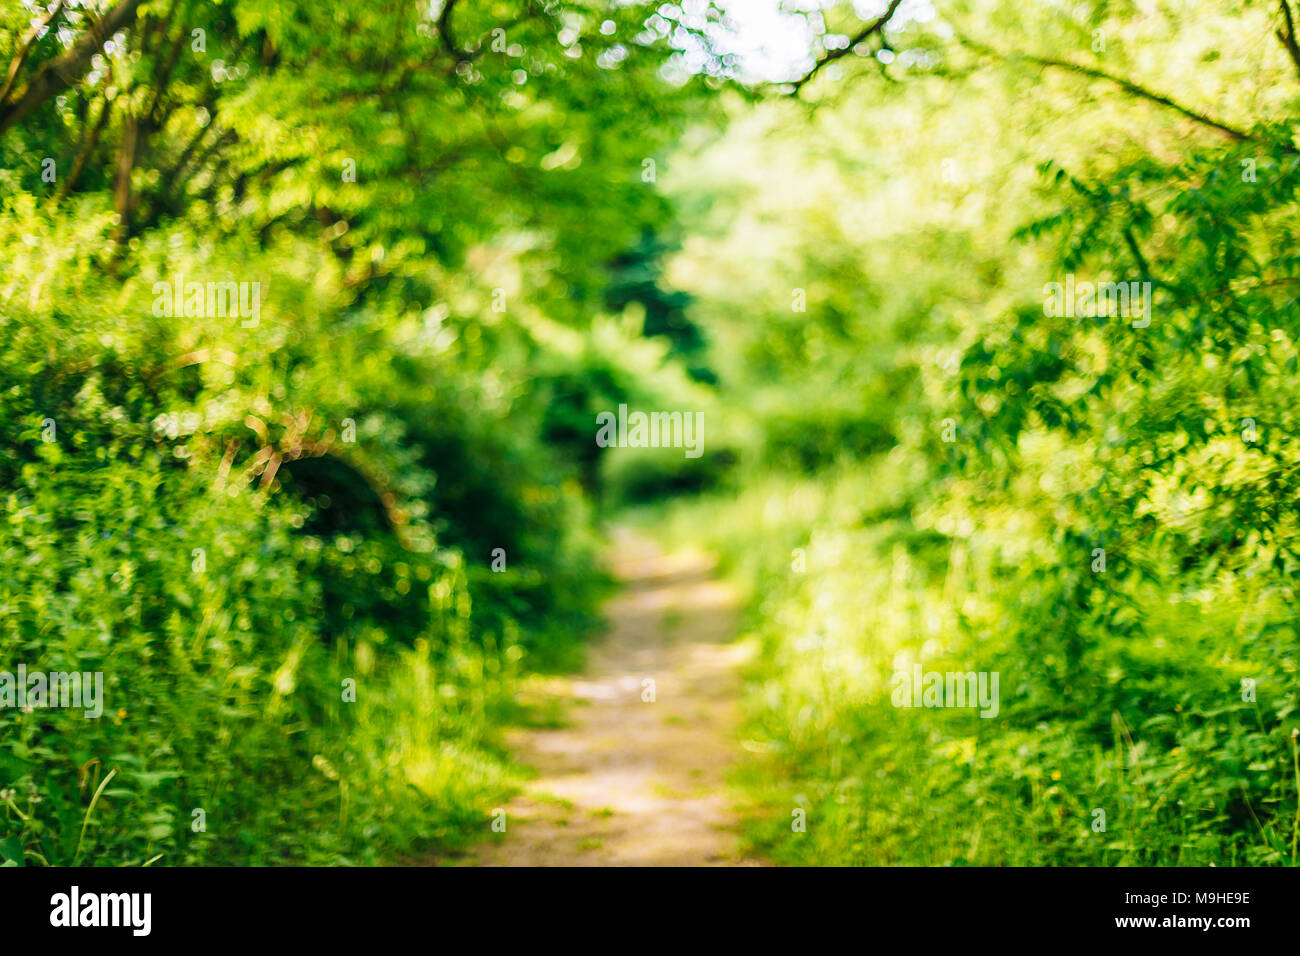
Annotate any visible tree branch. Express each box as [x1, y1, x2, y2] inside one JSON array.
[[961, 38, 1284, 149], [0, 0, 146, 135], [789, 0, 904, 95], [1278, 0, 1300, 83], [113, 111, 142, 241], [0, 0, 67, 106], [56, 87, 114, 199], [436, 0, 460, 59]]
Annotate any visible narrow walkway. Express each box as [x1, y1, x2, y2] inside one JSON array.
[[470, 527, 764, 866]]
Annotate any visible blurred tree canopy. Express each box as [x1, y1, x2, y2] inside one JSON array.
[[5, 0, 1300, 867], [0, 0, 725, 865], [655, 0, 1300, 864]]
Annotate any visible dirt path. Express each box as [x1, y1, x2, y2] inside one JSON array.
[[469, 527, 764, 866]]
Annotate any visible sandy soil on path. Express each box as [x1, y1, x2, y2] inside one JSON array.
[[467, 526, 765, 866]]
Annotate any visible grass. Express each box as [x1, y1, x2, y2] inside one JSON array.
[[645, 454, 1300, 866]]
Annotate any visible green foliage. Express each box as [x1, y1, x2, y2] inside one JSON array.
[[653, 0, 1300, 866], [7, 0, 1300, 869], [0, 0, 711, 865]]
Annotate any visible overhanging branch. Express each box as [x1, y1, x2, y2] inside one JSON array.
[[0, 0, 146, 135], [789, 0, 905, 95], [961, 38, 1291, 150]]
